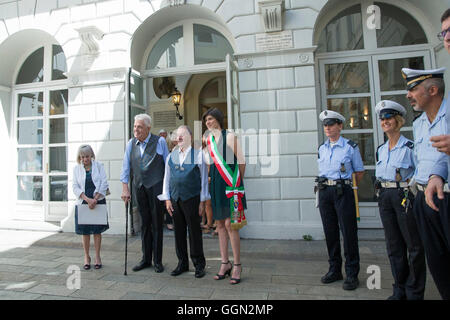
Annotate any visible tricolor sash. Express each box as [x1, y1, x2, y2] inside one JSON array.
[[207, 133, 247, 230]]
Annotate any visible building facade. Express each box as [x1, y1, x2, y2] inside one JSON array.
[[0, 0, 448, 239]]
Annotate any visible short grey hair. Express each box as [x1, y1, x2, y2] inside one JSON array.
[[76, 144, 95, 164], [423, 78, 445, 98], [177, 125, 192, 137], [134, 113, 152, 128]]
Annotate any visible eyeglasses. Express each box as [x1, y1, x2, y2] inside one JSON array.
[[437, 27, 450, 41]]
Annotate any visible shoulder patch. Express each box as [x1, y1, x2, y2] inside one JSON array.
[[405, 141, 414, 149], [347, 140, 358, 148], [376, 142, 386, 162]]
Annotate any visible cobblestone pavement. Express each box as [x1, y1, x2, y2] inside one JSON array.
[[0, 229, 441, 300]]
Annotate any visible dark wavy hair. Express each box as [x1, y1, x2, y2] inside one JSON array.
[[441, 8, 450, 23], [202, 108, 224, 129]]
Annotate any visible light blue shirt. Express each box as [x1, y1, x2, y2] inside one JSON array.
[[430, 97, 450, 181], [375, 135, 415, 182], [317, 136, 365, 180], [413, 98, 447, 184], [120, 134, 169, 184]]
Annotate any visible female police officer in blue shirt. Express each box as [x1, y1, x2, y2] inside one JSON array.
[[317, 110, 364, 291], [374, 100, 426, 300]]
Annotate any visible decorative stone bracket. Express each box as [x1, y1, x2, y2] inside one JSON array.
[[76, 26, 105, 56], [258, 0, 285, 33]]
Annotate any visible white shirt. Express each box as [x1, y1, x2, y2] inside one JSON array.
[[158, 146, 211, 202]]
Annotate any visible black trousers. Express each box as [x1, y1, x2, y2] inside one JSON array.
[[136, 182, 164, 265], [172, 195, 206, 269], [319, 185, 360, 278], [378, 188, 426, 299], [413, 191, 450, 300]]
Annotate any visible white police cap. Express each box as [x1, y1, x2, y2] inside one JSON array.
[[159, 129, 167, 134], [401, 67, 445, 90], [375, 100, 406, 117], [319, 110, 345, 124]]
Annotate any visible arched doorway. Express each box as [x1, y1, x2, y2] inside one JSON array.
[[314, 1, 434, 228], [129, 5, 239, 137]]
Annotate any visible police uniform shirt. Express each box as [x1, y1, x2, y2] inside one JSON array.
[[413, 98, 448, 184], [430, 97, 450, 182], [375, 135, 415, 182], [318, 136, 365, 180]]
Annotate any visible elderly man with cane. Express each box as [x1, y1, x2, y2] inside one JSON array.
[[120, 114, 169, 273]]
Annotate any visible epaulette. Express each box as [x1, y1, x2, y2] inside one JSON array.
[[318, 143, 324, 159], [376, 142, 386, 162], [347, 140, 358, 148], [405, 141, 414, 149]]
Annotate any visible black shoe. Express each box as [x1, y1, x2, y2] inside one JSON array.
[[195, 267, 206, 278], [321, 271, 343, 284], [343, 276, 359, 290], [132, 261, 152, 272], [171, 264, 189, 276], [154, 263, 164, 273]]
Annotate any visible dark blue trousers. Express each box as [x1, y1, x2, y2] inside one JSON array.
[[413, 191, 450, 300], [319, 185, 360, 278], [378, 188, 426, 299]]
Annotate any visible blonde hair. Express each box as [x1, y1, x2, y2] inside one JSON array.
[[76, 144, 95, 164], [394, 115, 405, 131]]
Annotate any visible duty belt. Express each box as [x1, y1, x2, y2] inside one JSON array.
[[322, 179, 352, 186], [380, 181, 409, 188], [416, 183, 450, 193], [416, 184, 427, 192]]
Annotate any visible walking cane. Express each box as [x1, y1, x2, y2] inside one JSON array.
[[124, 201, 129, 276]]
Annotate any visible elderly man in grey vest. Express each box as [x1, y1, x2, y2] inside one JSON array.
[[120, 114, 169, 272]]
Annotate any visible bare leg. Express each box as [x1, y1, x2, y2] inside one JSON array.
[[205, 200, 213, 227], [213, 219, 232, 279], [93, 234, 102, 265], [82, 235, 91, 265], [225, 218, 241, 283]]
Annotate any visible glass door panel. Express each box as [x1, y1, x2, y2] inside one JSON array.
[[325, 62, 369, 94], [327, 97, 373, 130]]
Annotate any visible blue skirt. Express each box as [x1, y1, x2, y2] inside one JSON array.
[[74, 199, 109, 235]]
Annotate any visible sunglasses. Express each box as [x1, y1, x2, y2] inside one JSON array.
[[323, 120, 341, 127], [379, 113, 396, 120], [437, 27, 450, 41]]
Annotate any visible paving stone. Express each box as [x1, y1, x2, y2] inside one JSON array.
[[158, 286, 214, 299], [210, 289, 268, 300], [0, 290, 41, 300], [70, 287, 128, 300], [26, 284, 77, 297]]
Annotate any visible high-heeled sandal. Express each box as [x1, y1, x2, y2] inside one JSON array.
[[83, 257, 91, 270], [214, 261, 232, 280], [230, 264, 242, 285]]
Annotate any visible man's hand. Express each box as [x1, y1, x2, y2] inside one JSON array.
[[425, 175, 444, 211], [430, 134, 450, 155], [165, 200, 174, 216], [121, 183, 131, 203], [199, 201, 205, 217]]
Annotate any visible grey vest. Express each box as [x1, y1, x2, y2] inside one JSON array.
[[130, 135, 165, 189], [168, 148, 201, 201]]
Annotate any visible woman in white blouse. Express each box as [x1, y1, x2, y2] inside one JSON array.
[[73, 145, 109, 270]]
